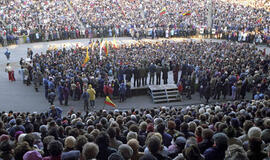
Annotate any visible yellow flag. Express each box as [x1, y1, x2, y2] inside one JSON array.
[[82, 47, 90, 66], [112, 36, 118, 49]]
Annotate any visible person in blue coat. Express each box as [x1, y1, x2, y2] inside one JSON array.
[[81, 89, 90, 112], [48, 105, 62, 119], [4, 48, 11, 61], [58, 83, 64, 105], [119, 82, 126, 102]]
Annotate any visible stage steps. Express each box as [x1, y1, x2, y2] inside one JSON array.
[[149, 84, 180, 103]]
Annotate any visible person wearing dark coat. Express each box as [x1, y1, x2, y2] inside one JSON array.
[[162, 64, 169, 84], [149, 63, 156, 85], [143, 65, 148, 86], [156, 65, 162, 85], [203, 133, 228, 160], [204, 84, 211, 103], [133, 66, 139, 87], [57, 84, 64, 105], [247, 137, 267, 160], [213, 79, 222, 100], [222, 79, 230, 99], [139, 65, 145, 86], [173, 64, 179, 84], [240, 79, 248, 99], [63, 84, 70, 106], [48, 89, 56, 105], [125, 66, 132, 83], [138, 65, 144, 87], [198, 129, 214, 154], [96, 132, 117, 160]]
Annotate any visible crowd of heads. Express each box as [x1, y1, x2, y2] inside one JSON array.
[[18, 39, 269, 105], [1, 99, 270, 159], [0, 0, 269, 42]]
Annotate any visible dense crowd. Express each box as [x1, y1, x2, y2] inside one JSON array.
[[1, 99, 270, 160], [0, 0, 269, 46], [12, 40, 270, 110]]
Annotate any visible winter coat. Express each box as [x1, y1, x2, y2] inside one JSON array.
[[87, 84, 96, 100]]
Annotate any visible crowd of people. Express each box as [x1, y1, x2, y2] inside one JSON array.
[[0, 0, 269, 46], [1, 98, 270, 160], [13, 39, 270, 110]]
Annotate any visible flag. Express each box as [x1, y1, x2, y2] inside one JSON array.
[[82, 47, 89, 67], [182, 11, 191, 16], [105, 96, 116, 107], [257, 17, 262, 24], [112, 36, 118, 49], [103, 40, 109, 56], [99, 41, 105, 60], [160, 7, 166, 16]]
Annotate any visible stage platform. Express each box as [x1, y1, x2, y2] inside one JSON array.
[[149, 84, 180, 103]]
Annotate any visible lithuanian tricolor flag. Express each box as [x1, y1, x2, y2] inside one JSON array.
[[257, 17, 262, 24], [182, 11, 191, 16], [105, 96, 116, 107], [82, 47, 89, 67], [160, 7, 166, 16], [103, 40, 109, 56]]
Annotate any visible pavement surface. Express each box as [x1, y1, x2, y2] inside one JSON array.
[[0, 37, 268, 114]]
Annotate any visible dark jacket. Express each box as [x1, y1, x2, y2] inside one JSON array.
[[247, 150, 267, 160], [198, 139, 214, 154], [203, 147, 225, 160]]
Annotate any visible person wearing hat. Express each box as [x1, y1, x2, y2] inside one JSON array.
[[168, 136, 186, 159], [23, 150, 43, 160], [203, 133, 228, 160]]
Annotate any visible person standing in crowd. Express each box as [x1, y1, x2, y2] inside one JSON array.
[[119, 81, 126, 102], [5, 63, 15, 81], [232, 83, 237, 100], [156, 64, 162, 85], [57, 83, 64, 105], [173, 64, 179, 84], [4, 48, 11, 61], [149, 63, 156, 85], [63, 83, 70, 106], [133, 65, 139, 87], [48, 89, 56, 105], [82, 88, 90, 112], [87, 84, 96, 108], [162, 64, 169, 84], [48, 105, 62, 119], [27, 48, 33, 59]]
